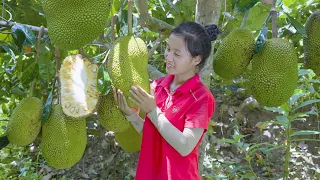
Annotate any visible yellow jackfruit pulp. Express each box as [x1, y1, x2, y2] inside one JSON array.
[[304, 10, 320, 75], [6, 97, 43, 146], [40, 105, 87, 169], [41, 0, 113, 50], [213, 28, 255, 79], [107, 35, 150, 108], [97, 90, 131, 132], [114, 124, 142, 152], [249, 38, 298, 107], [59, 54, 100, 118]]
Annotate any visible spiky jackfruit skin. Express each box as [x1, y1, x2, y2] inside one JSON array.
[[59, 54, 100, 118], [97, 91, 131, 132], [41, 0, 113, 50], [114, 124, 142, 152], [40, 105, 87, 169], [249, 38, 298, 107], [107, 35, 150, 108], [213, 28, 255, 79], [6, 97, 43, 146], [304, 10, 320, 75]]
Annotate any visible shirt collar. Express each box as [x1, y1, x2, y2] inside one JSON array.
[[159, 73, 201, 95]]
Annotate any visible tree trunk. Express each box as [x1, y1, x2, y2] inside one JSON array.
[[195, 0, 222, 176]]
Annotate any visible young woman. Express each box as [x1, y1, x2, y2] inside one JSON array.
[[113, 21, 220, 180]]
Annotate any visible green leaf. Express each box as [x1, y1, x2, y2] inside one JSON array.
[[285, 13, 307, 37], [293, 99, 320, 111], [11, 24, 36, 47], [41, 90, 53, 124], [291, 130, 320, 136], [264, 107, 286, 114], [255, 25, 268, 53], [20, 61, 39, 86], [289, 93, 305, 105], [0, 42, 16, 60], [236, 0, 260, 12], [97, 65, 112, 96], [0, 135, 9, 150], [39, 43, 55, 83]]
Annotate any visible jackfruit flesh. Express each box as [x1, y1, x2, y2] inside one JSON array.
[[6, 97, 43, 146], [97, 91, 131, 132], [40, 105, 87, 169], [59, 54, 100, 118], [114, 124, 142, 152], [41, 0, 113, 50], [304, 10, 320, 75], [107, 35, 150, 108], [249, 38, 298, 107], [213, 28, 255, 79]]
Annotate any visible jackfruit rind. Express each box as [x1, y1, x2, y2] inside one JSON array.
[[41, 0, 113, 50], [40, 105, 87, 169], [107, 35, 150, 108], [59, 54, 100, 118], [97, 91, 131, 132], [6, 97, 43, 146], [304, 10, 320, 75], [114, 124, 142, 152], [249, 38, 298, 107], [213, 28, 255, 79]]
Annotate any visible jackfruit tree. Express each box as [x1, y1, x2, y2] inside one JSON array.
[[40, 0, 113, 50], [6, 97, 43, 146], [304, 10, 320, 75], [213, 28, 255, 79]]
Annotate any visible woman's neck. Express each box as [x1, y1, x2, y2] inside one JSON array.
[[172, 72, 196, 86]]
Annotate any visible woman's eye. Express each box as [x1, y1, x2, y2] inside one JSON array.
[[174, 53, 180, 56]]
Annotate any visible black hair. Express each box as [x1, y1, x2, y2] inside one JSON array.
[[170, 22, 221, 71]]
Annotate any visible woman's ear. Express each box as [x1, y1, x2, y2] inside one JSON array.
[[193, 55, 202, 66]]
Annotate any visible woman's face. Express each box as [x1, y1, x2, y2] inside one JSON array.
[[165, 34, 200, 76]]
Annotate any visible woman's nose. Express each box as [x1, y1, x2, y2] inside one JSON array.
[[165, 52, 173, 62]]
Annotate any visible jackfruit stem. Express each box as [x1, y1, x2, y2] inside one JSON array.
[[55, 46, 61, 104], [128, 0, 133, 35], [111, 14, 118, 41], [271, 0, 278, 38], [240, 10, 250, 28]]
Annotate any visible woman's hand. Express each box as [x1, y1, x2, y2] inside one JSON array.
[[113, 88, 138, 116], [128, 85, 157, 113]]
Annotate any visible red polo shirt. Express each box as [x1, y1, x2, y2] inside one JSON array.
[[135, 73, 215, 180]]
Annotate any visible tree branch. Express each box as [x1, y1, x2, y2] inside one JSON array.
[[0, 20, 48, 34], [147, 64, 165, 80]]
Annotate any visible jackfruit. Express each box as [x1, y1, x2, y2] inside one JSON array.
[[114, 124, 142, 152], [40, 105, 87, 169], [6, 97, 43, 146], [249, 38, 298, 107], [107, 35, 150, 108], [59, 54, 100, 118], [304, 10, 320, 75], [41, 0, 113, 50], [97, 91, 131, 132], [213, 28, 255, 79]]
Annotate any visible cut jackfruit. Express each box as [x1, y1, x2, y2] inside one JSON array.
[[249, 38, 298, 107], [114, 124, 142, 152], [6, 97, 43, 146], [59, 54, 100, 118], [304, 10, 320, 75], [213, 28, 255, 79], [107, 35, 150, 108], [41, 0, 113, 50], [40, 105, 87, 169]]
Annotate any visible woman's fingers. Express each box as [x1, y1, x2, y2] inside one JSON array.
[[113, 88, 118, 104], [129, 88, 143, 103]]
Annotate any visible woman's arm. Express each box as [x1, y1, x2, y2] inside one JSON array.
[[147, 107, 204, 156], [125, 112, 144, 135]]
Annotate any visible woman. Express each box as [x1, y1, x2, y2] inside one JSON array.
[[113, 21, 220, 180]]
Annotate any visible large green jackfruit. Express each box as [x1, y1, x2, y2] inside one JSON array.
[[114, 124, 142, 152], [213, 28, 255, 79], [59, 54, 100, 118], [97, 91, 131, 132], [304, 10, 320, 75], [249, 38, 298, 107], [41, 0, 113, 50], [6, 97, 43, 146], [40, 105, 87, 169], [107, 35, 150, 108]]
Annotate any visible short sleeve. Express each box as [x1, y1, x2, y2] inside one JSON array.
[[184, 94, 215, 132]]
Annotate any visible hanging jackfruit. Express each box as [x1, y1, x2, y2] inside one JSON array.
[[6, 97, 43, 146], [114, 124, 142, 152], [59, 54, 100, 118], [41, 0, 113, 50], [40, 105, 87, 169], [304, 10, 320, 75], [249, 38, 298, 107], [107, 35, 150, 108], [213, 28, 255, 79]]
